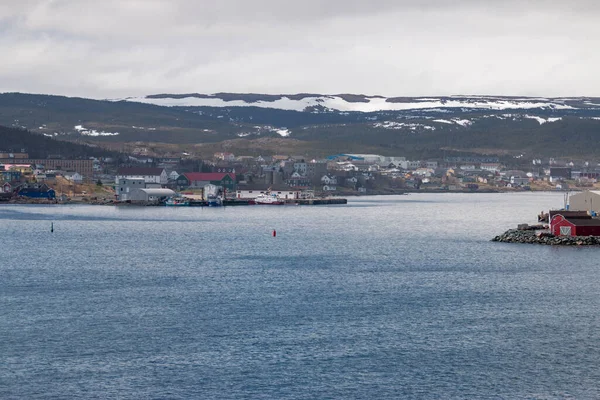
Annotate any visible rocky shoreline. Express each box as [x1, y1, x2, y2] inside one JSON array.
[[492, 229, 600, 246]]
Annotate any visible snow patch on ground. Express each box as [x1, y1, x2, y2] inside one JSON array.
[[452, 119, 472, 127], [274, 128, 291, 137], [432, 119, 454, 124], [524, 115, 546, 125], [74, 125, 119, 136], [253, 126, 292, 137], [373, 121, 436, 131], [523, 115, 563, 124]]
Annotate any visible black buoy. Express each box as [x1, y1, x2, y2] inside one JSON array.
[[51, 222, 54, 233]]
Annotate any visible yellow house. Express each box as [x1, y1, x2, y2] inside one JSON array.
[[8, 164, 33, 174]]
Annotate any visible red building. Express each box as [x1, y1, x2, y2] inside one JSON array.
[[551, 214, 600, 236]]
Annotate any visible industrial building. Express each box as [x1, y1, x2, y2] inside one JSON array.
[[129, 188, 175, 203], [568, 191, 600, 215]]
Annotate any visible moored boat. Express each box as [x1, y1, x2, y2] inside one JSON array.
[[254, 193, 285, 205], [207, 195, 222, 207], [165, 197, 190, 206]]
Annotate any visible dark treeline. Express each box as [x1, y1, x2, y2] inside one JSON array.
[[0, 125, 120, 159]]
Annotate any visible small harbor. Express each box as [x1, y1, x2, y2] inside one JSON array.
[[492, 191, 600, 246]]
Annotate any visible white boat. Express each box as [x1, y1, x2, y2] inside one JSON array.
[[165, 197, 190, 206], [254, 193, 285, 205]]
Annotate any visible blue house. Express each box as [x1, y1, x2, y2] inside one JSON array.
[[17, 183, 56, 199]]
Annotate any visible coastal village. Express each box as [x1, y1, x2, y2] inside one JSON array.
[[2, 149, 600, 206]]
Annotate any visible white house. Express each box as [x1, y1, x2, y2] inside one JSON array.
[[321, 175, 338, 185], [63, 172, 83, 183], [115, 167, 168, 185], [169, 171, 180, 181]]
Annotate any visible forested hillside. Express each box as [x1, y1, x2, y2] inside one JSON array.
[[0, 125, 119, 159]]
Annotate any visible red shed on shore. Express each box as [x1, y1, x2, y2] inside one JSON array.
[[551, 214, 600, 236]]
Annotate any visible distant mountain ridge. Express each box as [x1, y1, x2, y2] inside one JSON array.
[[127, 93, 600, 113], [2, 92, 600, 159]]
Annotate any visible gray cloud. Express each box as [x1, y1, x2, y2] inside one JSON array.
[[0, 0, 598, 98]]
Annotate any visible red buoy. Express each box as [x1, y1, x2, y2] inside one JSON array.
[[272, 230, 277, 237]]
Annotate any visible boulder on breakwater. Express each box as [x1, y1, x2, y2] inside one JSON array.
[[492, 229, 600, 246]]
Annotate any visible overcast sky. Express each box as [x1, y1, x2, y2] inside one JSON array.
[[0, 0, 598, 98]]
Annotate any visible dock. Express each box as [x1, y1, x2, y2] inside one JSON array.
[[285, 198, 347, 205], [184, 198, 347, 207]]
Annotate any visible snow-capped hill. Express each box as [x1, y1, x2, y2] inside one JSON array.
[[123, 93, 600, 113]]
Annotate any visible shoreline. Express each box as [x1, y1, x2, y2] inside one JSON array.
[[492, 228, 600, 246], [0, 189, 571, 206]]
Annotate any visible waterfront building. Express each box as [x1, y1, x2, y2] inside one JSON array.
[[16, 183, 55, 199], [115, 167, 168, 185], [551, 213, 600, 236], [115, 178, 146, 201], [568, 191, 600, 215], [129, 188, 175, 203]]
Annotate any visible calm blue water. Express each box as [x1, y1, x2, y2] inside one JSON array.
[[2, 193, 600, 399]]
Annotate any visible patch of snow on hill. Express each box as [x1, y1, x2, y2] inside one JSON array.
[[275, 128, 291, 137], [259, 126, 291, 137], [374, 121, 436, 130], [433, 119, 454, 124], [125, 95, 576, 113], [74, 125, 119, 136], [452, 119, 472, 127], [524, 115, 546, 125], [523, 115, 563, 124]]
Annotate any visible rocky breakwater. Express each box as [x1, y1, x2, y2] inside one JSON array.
[[492, 228, 600, 246]]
